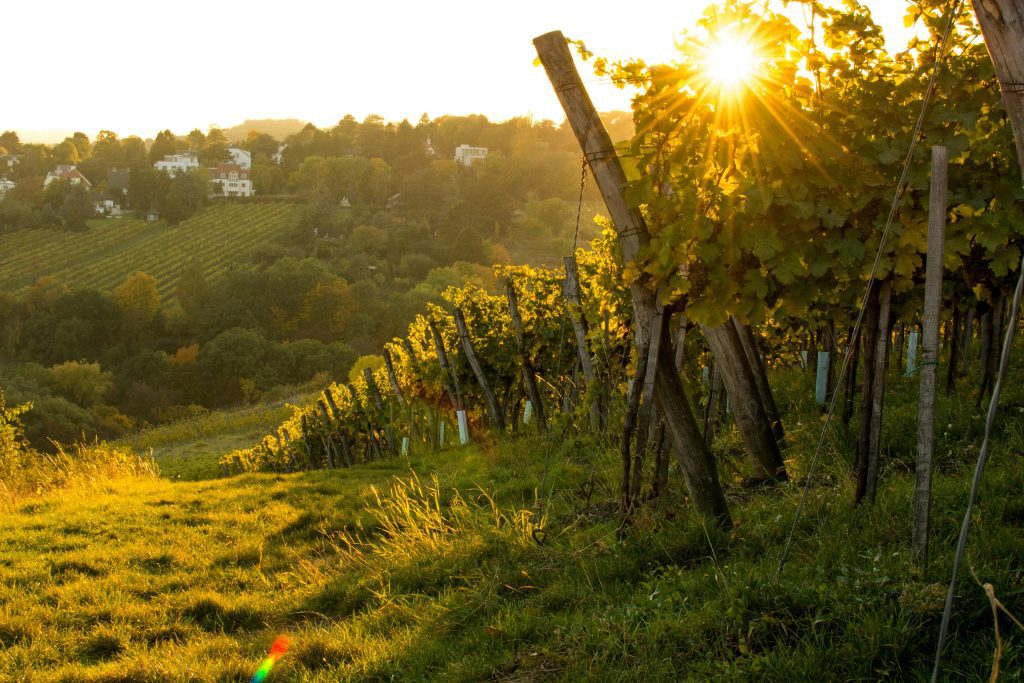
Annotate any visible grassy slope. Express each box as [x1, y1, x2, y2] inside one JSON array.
[[0, 202, 298, 303], [2, 364, 1023, 681]]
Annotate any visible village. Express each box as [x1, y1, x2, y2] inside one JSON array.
[[0, 138, 489, 223]]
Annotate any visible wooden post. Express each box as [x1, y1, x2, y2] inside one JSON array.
[[535, 30, 730, 526], [382, 348, 405, 406], [914, 145, 947, 565], [733, 319, 785, 444], [316, 399, 336, 469], [428, 318, 462, 410], [453, 307, 505, 432], [363, 367, 393, 454], [563, 255, 602, 431], [702, 321, 788, 482], [506, 279, 547, 431], [855, 282, 880, 503], [815, 351, 830, 405], [563, 256, 596, 384], [674, 314, 689, 372], [865, 280, 893, 505]]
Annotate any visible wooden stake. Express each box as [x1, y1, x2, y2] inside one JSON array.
[[703, 321, 787, 482], [914, 145, 947, 565], [506, 278, 547, 431], [865, 280, 893, 505], [453, 307, 505, 432], [733, 319, 785, 444], [428, 318, 461, 410], [535, 30, 730, 526], [382, 348, 405, 406]]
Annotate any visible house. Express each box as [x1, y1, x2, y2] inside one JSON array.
[[1, 155, 19, 172], [94, 198, 124, 217], [209, 163, 254, 197], [454, 144, 487, 167], [154, 152, 199, 176], [44, 165, 93, 188], [0, 178, 15, 197], [228, 147, 252, 169], [146, 209, 161, 222], [424, 136, 436, 158]]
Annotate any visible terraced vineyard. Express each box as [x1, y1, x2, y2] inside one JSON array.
[[0, 202, 299, 303]]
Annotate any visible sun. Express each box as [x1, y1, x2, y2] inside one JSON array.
[[703, 35, 759, 89]]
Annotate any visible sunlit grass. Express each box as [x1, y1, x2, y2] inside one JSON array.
[[1, 357, 1022, 679]]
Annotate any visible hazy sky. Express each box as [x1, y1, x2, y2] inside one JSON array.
[[6, 0, 914, 142]]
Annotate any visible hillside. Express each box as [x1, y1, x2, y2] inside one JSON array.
[[0, 202, 299, 303], [1, 362, 1021, 680]]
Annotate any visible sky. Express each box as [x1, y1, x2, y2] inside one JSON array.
[[5, 0, 915, 143]]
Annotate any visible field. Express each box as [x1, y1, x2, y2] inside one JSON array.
[[1, 364, 1022, 681], [0, 202, 299, 302]]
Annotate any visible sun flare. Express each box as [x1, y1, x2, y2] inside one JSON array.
[[704, 36, 758, 89]]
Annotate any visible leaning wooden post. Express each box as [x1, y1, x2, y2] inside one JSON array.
[[702, 322, 788, 482], [428, 318, 462, 411], [563, 255, 602, 431], [913, 145, 947, 565], [453, 307, 505, 432], [315, 399, 336, 469], [506, 278, 547, 431], [382, 348, 405, 407], [733, 318, 785, 444], [563, 256, 596, 383], [535, 30, 730, 526], [363, 367, 393, 453]]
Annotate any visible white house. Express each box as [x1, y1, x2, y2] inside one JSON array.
[[1, 155, 19, 172], [0, 178, 15, 197], [454, 144, 487, 167], [228, 147, 252, 169], [94, 198, 124, 217], [155, 152, 199, 175], [209, 163, 254, 197], [44, 165, 92, 188]]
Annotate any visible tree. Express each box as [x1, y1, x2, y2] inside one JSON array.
[[122, 137, 147, 166], [68, 132, 91, 160], [59, 184, 93, 231], [0, 131, 21, 155], [187, 128, 206, 152], [48, 361, 112, 406], [149, 130, 178, 164], [245, 131, 279, 161], [203, 127, 230, 164], [92, 130, 123, 165], [114, 271, 160, 339], [127, 166, 166, 212], [161, 171, 206, 225]]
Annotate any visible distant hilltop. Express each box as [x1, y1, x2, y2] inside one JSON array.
[[11, 119, 312, 145], [220, 119, 309, 144]]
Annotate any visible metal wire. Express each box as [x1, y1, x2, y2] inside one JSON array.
[[930, 254, 1024, 681], [774, 0, 965, 581]]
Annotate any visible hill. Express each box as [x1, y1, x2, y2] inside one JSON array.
[[0, 361, 1021, 680], [223, 118, 310, 143], [0, 202, 299, 303]]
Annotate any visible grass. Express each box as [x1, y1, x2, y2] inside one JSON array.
[[0, 202, 299, 303], [1, 357, 1023, 680], [116, 399, 305, 481]]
